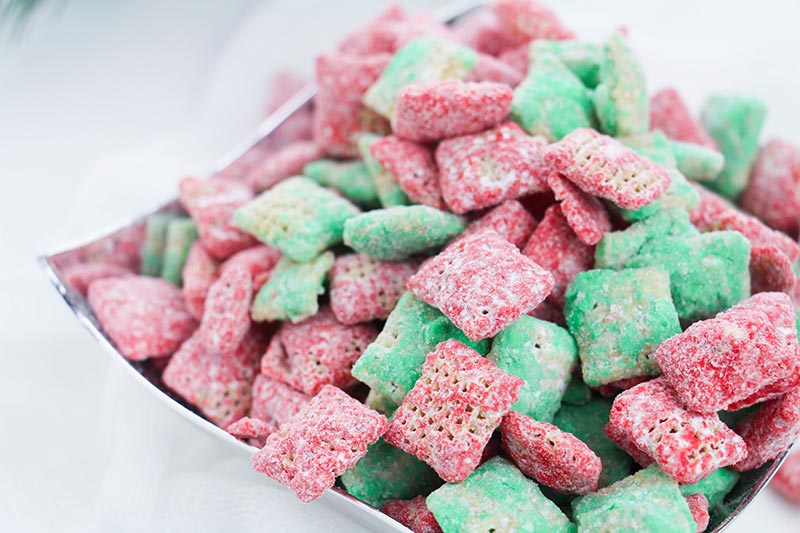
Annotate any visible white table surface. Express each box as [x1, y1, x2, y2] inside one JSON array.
[[1, 0, 799, 531]]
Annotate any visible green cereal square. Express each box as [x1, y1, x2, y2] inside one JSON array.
[[160, 217, 198, 286], [572, 465, 696, 533], [510, 52, 594, 141], [363, 37, 477, 119], [679, 467, 739, 510], [141, 213, 176, 277], [667, 139, 724, 182], [560, 371, 593, 407], [615, 169, 700, 222], [356, 133, 411, 208], [564, 267, 680, 387], [340, 438, 442, 508], [487, 315, 578, 422], [234, 176, 360, 263], [250, 252, 334, 323], [303, 159, 380, 208], [427, 457, 575, 533], [530, 40, 602, 89], [351, 291, 490, 405], [343, 206, 466, 261], [594, 33, 649, 137]]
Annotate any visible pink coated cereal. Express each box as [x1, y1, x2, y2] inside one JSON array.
[[62, 261, 132, 298], [369, 135, 444, 209], [649, 88, 717, 148], [436, 122, 550, 214], [199, 264, 253, 355], [750, 244, 796, 295], [249, 373, 311, 433], [741, 138, 800, 237], [329, 253, 419, 325], [227, 416, 273, 444], [457, 199, 537, 249], [381, 496, 444, 533], [392, 80, 514, 143], [451, 8, 519, 57], [465, 53, 525, 86], [606, 378, 747, 484], [544, 128, 671, 210], [603, 415, 655, 467], [181, 242, 219, 320], [733, 387, 800, 471], [246, 141, 323, 193], [250, 385, 388, 502], [501, 411, 601, 494], [260, 306, 378, 395], [83, 224, 145, 271], [88, 275, 197, 361], [771, 452, 800, 504], [498, 44, 530, 78], [408, 229, 555, 341], [219, 244, 281, 291], [383, 339, 524, 482], [685, 493, 710, 533], [336, 5, 408, 56], [492, 0, 575, 43], [547, 172, 611, 246]]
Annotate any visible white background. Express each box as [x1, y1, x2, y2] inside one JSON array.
[[1, 0, 799, 531]]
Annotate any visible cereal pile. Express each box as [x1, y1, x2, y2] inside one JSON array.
[[64, 0, 800, 531]]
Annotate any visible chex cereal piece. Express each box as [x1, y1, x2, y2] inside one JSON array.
[[246, 141, 323, 192], [733, 387, 800, 471], [391, 80, 513, 142], [680, 467, 740, 510], [498, 43, 531, 77], [249, 374, 311, 432], [62, 261, 132, 298], [654, 292, 800, 413], [227, 416, 272, 444], [162, 330, 264, 427], [181, 242, 219, 320], [351, 292, 491, 405], [510, 51, 594, 141], [160, 217, 198, 286], [602, 414, 655, 468], [303, 159, 380, 208], [593, 33, 648, 137], [772, 453, 800, 504], [343, 205, 466, 261], [363, 37, 477, 119], [456, 199, 537, 249], [684, 493, 710, 532], [465, 52, 525, 86], [531, 40, 602, 89], [750, 244, 796, 295], [335, 5, 408, 56], [341, 438, 442, 508], [219, 244, 281, 291], [554, 397, 635, 488], [572, 465, 696, 533], [606, 378, 747, 484], [88, 275, 197, 361], [451, 8, 519, 57], [617, 167, 700, 223], [668, 140, 724, 182], [548, 172, 611, 245], [250, 252, 334, 323], [141, 213, 175, 276], [502, 411, 601, 494], [329, 253, 419, 325], [650, 88, 717, 148], [251, 385, 388, 502], [260, 306, 377, 395], [199, 264, 252, 355], [427, 457, 575, 532], [487, 315, 578, 422], [741, 139, 800, 235], [545, 128, 671, 210], [84, 224, 144, 271], [234, 177, 360, 263], [564, 267, 680, 387], [700, 94, 768, 199], [492, 0, 575, 42], [314, 52, 391, 157], [523, 204, 594, 307], [408, 229, 555, 341], [369, 135, 444, 209], [381, 496, 443, 533], [436, 122, 550, 214], [357, 133, 411, 208], [384, 340, 523, 482]]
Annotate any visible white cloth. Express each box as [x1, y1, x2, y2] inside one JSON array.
[[1, 0, 799, 531]]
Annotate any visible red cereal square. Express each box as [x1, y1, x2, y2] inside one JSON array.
[[498, 44, 530, 78], [547, 172, 611, 245], [88, 275, 197, 361], [62, 261, 132, 298], [465, 53, 525, 86], [456, 199, 537, 249], [451, 8, 519, 57], [649, 88, 717, 148], [199, 264, 253, 355], [750, 244, 796, 295], [260, 306, 378, 395], [245, 141, 323, 193], [369, 135, 444, 209], [408, 229, 555, 341], [733, 387, 800, 471], [606, 378, 747, 484], [251, 385, 388, 502], [544, 128, 671, 210], [685, 493, 710, 533], [329, 254, 419, 325], [392, 80, 513, 143], [383, 339, 524, 482], [772, 452, 800, 504], [741, 139, 800, 236], [227, 416, 273, 447], [501, 411, 601, 494], [249, 373, 311, 432], [492, 0, 575, 42], [83, 224, 145, 272], [219, 244, 281, 291], [381, 496, 444, 533], [182, 243, 219, 320], [336, 5, 408, 56]]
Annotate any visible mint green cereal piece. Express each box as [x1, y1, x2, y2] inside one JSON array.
[[530, 40, 602, 88], [160, 217, 198, 286], [615, 169, 700, 222], [363, 37, 477, 119], [560, 371, 592, 407], [594, 33, 649, 137], [700, 95, 767, 199], [343, 206, 466, 261], [487, 315, 578, 422], [356, 133, 410, 208], [564, 267, 680, 387], [510, 51, 594, 141], [250, 252, 334, 323], [666, 139, 724, 182], [141, 213, 176, 277], [234, 177, 360, 263], [427, 457, 576, 533], [620, 130, 676, 167], [572, 465, 695, 533], [554, 398, 634, 488], [303, 159, 380, 208], [341, 439, 443, 508], [679, 467, 739, 510], [351, 292, 490, 405], [364, 389, 399, 419]]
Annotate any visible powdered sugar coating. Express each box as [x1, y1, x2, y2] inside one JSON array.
[[370, 135, 444, 209], [492, 0, 575, 42], [685, 493, 710, 533], [245, 141, 323, 193], [249, 373, 311, 433], [227, 416, 272, 442], [649, 88, 717, 148], [548, 172, 611, 245], [771, 452, 800, 504], [62, 261, 132, 298], [199, 264, 252, 355], [219, 244, 281, 291], [733, 387, 800, 471], [457, 199, 537, 249], [750, 244, 796, 295], [465, 53, 525, 86], [181, 243, 219, 320], [381, 496, 443, 533], [741, 138, 800, 236]]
